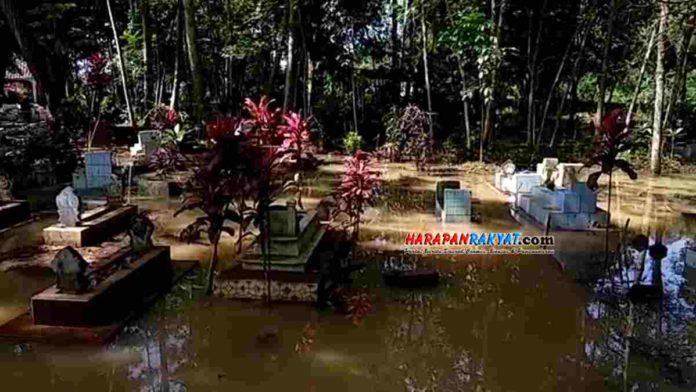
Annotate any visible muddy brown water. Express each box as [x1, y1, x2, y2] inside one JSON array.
[[0, 162, 694, 391]]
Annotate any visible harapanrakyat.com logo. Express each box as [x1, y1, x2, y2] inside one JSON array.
[[403, 231, 555, 255]]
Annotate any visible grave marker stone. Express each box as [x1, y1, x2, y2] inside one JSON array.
[[50, 246, 90, 294], [56, 186, 80, 227], [442, 189, 472, 223], [129, 213, 155, 254]]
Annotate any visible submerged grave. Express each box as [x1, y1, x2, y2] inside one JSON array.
[[498, 159, 608, 230], [216, 200, 331, 302], [435, 180, 473, 223], [0, 214, 196, 344], [43, 186, 137, 247]]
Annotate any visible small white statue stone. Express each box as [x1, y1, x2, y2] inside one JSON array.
[[56, 186, 80, 227]]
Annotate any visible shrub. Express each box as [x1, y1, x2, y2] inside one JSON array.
[[343, 131, 363, 154]]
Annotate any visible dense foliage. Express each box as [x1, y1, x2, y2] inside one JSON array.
[[1, 0, 693, 172]]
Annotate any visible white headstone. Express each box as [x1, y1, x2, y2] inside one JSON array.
[[555, 163, 584, 189], [56, 186, 80, 227]]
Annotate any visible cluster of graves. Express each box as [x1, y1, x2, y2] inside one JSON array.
[[0, 182, 195, 344], [495, 158, 607, 230]]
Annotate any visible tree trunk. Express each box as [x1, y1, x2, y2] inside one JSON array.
[[540, 3, 587, 148], [420, 4, 434, 150], [107, 0, 135, 126], [205, 241, 219, 295], [596, 0, 617, 122], [283, 0, 296, 111], [605, 171, 613, 266], [650, 1, 667, 176], [351, 68, 359, 133], [182, 0, 204, 122], [663, 23, 693, 128], [457, 60, 471, 150], [140, 0, 152, 110], [390, 0, 400, 101], [626, 24, 657, 127]]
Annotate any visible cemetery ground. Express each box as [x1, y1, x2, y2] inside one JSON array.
[[0, 156, 695, 391]]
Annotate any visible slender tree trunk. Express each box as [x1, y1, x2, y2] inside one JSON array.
[[651, 1, 668, 176], [457, 60, 471, 150], [390, 0, 400, 101], [539, 28, 579, 148], [106, 0, 135, 126], [596, 0, 617, 122], [420, 3, 434, 150], [283, 0, 296, 111], [182, 0, 204, 122], [169, 0, 182, 109], [663, 23, 693, 128], [483, 0, 506, 152], [205, 241, 219, 295], [351, 68, 359, 133], [140, 0, 152, 110], [626, 24, 657, 127], [605, 171, 613, 266], [540, 3, 587, 147]]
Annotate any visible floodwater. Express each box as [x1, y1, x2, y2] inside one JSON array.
[[0, 159, 694, 391]]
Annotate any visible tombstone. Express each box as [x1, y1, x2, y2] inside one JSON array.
[[510, 172, 542, 194], [555, 163, 584, 189], [269, 201, 298, 237], [536, 158, 559, 184], [56, 186, 80, 227], [131, 130, 162, 161], [494, 161, 516, 191], [105, 174, 123, 207], [129, 213, 155, 254], [84, 151, 113, 189], [0, 175, 11, 202], [50, 246, 90, 294], [435, 180, 460, 216], [442, 189, 472, 223]]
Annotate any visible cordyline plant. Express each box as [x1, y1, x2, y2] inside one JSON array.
[[584, 108, 638, 264], [278, 111, 316, 208], [149, 144, 187, 179], [333, 151, 381, 245], [176, 127, 260, 294], [178, 97, 313, 299]]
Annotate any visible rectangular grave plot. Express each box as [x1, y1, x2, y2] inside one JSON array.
[[31, 247, 173, 327]]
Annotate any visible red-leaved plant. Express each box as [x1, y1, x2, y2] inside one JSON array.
[[278, 111, 316, 208], [206, 116, 245, 141], [149, 144, 187, 179], [178, 96, 314, 299], [585, 108, 638, 264], [85, 52, 111, 87], [333, 151, 381, 244]]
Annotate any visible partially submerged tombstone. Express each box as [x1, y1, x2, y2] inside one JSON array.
[[435, 180, 461, 217], [50, 246, 91, 294], [536, 158, 559, 188], [105, 174, 124, 207], [0, 175, 12, 202], [56, 186, 81, 227], [129, 213, 155, 254], [494, 161, 516, 192]]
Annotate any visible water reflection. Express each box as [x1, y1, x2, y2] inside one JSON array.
[[584, 234, 696, 391]]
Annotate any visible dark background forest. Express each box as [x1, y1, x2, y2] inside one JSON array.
[[1, 0, 695, 173]]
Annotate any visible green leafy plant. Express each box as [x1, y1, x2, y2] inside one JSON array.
[[343, 131, 363, 155]]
